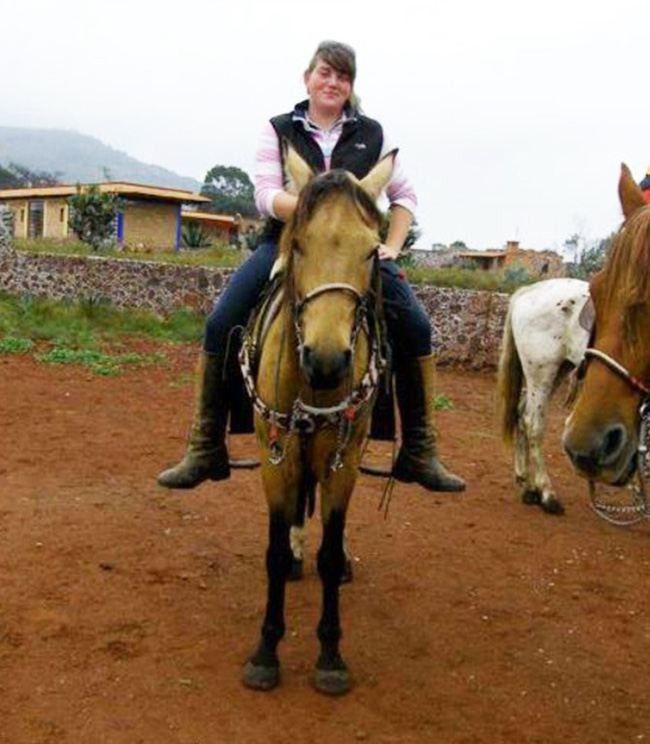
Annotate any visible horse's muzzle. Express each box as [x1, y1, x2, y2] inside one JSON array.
[[300, 345, 352, 390], [563, 421, 637, 484]]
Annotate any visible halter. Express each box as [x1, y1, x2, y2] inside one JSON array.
[[582, 347, 650, 524], [583, 348, 650, 397]]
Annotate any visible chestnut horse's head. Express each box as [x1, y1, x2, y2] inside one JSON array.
[[278, 146, 395, 390], [563, 164, 650, 485]]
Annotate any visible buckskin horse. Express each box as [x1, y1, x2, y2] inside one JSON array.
[[498, 277, 592, 514], [239, 146, 395, 695], [563, 165, 650, 492]]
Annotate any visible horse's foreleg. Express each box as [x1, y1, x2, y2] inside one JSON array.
[[314, 507, 350, 695], [243, 510, 292, 691]]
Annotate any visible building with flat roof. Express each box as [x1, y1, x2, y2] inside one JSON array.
[[0, 182, 210, 250]]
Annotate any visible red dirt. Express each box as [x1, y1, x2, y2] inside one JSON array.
[[2, 343, 650, 744]]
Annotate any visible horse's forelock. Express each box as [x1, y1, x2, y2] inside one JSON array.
[[293, 170, 381, 234], [279, 170, 381, 299]]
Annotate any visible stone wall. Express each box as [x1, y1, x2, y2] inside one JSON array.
[[0, 207, 15, 254], [0, 250, 510, 368]]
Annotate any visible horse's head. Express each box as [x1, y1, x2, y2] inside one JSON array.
[[563, 164, 650, 485], [279, 146, 395, 390]]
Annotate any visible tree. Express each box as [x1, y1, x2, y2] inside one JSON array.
[[566, 233, 615, 279], [68, 185, 122, 252], [201, 165, 257, 217], [0, 162, 60, 188]]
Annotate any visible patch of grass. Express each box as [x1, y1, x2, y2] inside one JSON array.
[[0, 291, 202, 376], [0, 291, 204, 345], [405, 266, 534, 293], [0, 336, 34, 354], [15, 238, 245, 268], [433, 394, 455, 411], [35, 345, 162, 376]]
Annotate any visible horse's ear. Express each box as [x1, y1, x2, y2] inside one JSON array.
[[284, 143, 314, 195], [619, 162, 646, 220], [358, 149, 398, 201]]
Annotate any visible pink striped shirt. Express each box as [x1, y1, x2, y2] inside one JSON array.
[[254, 113, 417, 219]]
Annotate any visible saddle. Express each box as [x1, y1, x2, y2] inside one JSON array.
[[226, 275, 396, 442]]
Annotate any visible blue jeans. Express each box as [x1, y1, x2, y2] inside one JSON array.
[[203, 241, 432, 358]]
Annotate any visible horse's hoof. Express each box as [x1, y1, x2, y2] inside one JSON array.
[[541, 498, 565, 515], [313, 667, 351, 696], [341, 558, 353, 584], [522, 489, 542, 505], [288, 558, 304, 582], [242, 661, 280, 691]]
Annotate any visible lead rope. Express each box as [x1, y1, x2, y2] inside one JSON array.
[[588, 399, 650, 526], [377, 437, 398, 518], [268, 324, 289, 465]]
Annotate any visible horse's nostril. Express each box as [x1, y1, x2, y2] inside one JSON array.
[[602, 425, 626, 463]]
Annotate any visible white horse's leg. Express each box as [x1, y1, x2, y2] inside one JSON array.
[[521, 375, 564, 514]]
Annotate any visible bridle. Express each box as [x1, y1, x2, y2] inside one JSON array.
[[293, 281, 368, 357], [580, 346, 650, 525], [240, 248, 387, 471], [583, 347, 650, 397]]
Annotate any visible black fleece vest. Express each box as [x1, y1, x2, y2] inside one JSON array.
[[260, 104, 384, 242]]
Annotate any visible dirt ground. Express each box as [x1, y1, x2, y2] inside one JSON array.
[[2, 342, 650, 744]]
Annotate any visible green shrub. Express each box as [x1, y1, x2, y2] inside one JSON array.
[[0, 336, 33, 354]]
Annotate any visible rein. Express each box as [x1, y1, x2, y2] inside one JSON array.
[[582, 347, 650, 525]]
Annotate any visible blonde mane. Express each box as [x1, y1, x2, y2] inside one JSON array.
[[602, 204, 650, 347]]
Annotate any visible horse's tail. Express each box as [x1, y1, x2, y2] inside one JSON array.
[[497, 299, 523, 445]]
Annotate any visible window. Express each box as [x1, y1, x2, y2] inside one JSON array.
[[28, 200, 44, 238]]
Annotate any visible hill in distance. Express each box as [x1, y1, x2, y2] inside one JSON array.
[[0, 127, 202, 192]]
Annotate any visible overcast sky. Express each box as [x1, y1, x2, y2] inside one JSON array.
[[2, 0, 648, 254]]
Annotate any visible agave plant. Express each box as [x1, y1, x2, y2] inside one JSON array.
[[181, 221, 212, 249]]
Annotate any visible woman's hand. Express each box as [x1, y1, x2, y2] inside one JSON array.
[[377, 243, 400, 261]]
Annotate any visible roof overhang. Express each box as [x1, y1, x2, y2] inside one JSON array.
[[0, 182, 210, 204]]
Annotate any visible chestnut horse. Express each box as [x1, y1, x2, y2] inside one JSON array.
[[240, 146, 395, 695], [498, 278, 591, 514], [563, 165, 650, 489]]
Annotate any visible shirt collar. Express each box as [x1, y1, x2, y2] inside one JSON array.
[[292, 100, 357, 131]]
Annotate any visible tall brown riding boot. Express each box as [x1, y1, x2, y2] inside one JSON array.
[[157, 352, 231, 489], [392, 354, 466, 492]]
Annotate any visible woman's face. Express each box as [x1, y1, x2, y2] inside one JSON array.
[[304, 57, 352, 116]]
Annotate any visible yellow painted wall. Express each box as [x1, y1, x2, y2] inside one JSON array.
[[123, 201, 178, 250], [43, 198, 69, 239], [4, 200, 28, 238]]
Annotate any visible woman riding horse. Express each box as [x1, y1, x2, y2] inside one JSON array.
[[157, 40, 465, 494]]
